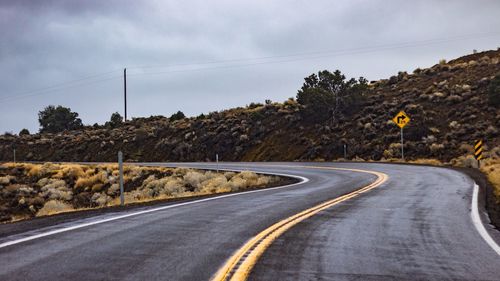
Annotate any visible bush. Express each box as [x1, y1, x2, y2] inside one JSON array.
[[169, 111, 186, 121], [19, 128, 30, 135], [107, 112, 123, 128], [38, 105, 83, 133], [248, 102, 263, 109], [36, 200, 74, 217], [488, 74, 500, 107]]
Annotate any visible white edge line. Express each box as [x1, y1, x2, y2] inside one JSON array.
[[0, 169, 309, 249], [471, 182, 500, 256]]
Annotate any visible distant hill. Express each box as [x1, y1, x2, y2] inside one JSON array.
[[1, 49, 499, 163]]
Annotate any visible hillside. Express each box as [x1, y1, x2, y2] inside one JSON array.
[[0, 49, 499, 163]]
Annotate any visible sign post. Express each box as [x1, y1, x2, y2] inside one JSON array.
[[392, 111, 411, 161], [118, 151, 124, 206], [343, 144, 347, 160], [474, 140, 483, 168]]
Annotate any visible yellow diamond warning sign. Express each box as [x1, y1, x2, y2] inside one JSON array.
[[392, 111, 410, 129]]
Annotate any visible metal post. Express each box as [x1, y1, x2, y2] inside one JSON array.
[[216, 153, 219, 173], [343, 144, 347, 160], [124, 68, 127, 121], [401, 127, 404, 161], [13, 148, 16, 163], [118, 151, 124, 206]]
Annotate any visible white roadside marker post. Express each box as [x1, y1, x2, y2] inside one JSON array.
[[118, 151, 124, 206], [216, 153, 219, 173]]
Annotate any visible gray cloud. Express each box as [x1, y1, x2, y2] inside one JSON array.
[[1, 0, 499, 133]]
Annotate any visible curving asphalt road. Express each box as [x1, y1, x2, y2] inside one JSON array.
[[0, 162, 499, 281]]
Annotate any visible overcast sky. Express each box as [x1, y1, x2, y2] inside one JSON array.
[[1, 0, 499, 133]]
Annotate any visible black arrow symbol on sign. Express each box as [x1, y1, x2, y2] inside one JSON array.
[[397, 116, 406, 123]]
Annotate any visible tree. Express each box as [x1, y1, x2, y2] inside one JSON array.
[[296, 70, 368, 123], [107, 112, 123, 128], [488, 74, 500, 107], [38, 105, 83, 133], [169, 111, 186, 121], [19, 128, 30, 136]]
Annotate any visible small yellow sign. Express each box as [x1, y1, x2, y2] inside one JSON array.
[[474, 140, 483, 160], [392, 111, 410, 129]]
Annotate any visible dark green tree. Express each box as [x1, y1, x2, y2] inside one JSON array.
[[169, 111, 186, 121], [38, 105, 83, 133], [19, 128, 30, 136], [107, 112, 124, 128], [297, 70, 368, 122], [488, 74, 500, 107]]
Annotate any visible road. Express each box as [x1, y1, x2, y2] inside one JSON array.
[[0, 162, 499, 281]]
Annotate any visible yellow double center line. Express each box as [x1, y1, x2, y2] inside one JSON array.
[[211, 166, 389, 281]]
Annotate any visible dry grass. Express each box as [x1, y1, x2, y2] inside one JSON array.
[[481, 157, 500, 201], [409, 159, 444, 166], [0, 162, 280, 221], [36, 200, 75, 217]]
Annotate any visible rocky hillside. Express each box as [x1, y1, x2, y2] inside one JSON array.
[[1, 49, 499, 163]]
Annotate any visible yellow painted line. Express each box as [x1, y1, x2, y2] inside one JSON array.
[[211, 166, 389, 281]]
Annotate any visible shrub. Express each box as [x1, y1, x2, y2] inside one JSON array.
[[107, 112, 123, 128], [198, 176, 230, 193], [39, 179, 73, 201], [75, 171, 108, 189], [36, 200, 74, 217], [91, 192, 111, 206], [229, 176, 248, 191], [183, 170, 208, 188], [0, 175, 12, 185], [53, 164, 85, 180], [480, 157, 500, 200], [248, 102, 263, 109], [134, 128, 149, 141], [169, 111, 186, 121], [144, 177, 185, 196], [488, 74, 500, 107], [27, 162, 57, 178], [19, 128, 30, 135]]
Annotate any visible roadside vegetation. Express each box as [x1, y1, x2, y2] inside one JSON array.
[[0, 163, 280, 222], [481, 157, 500, 201]]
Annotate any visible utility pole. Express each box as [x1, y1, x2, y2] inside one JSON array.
[[124, 68, 127, 121]]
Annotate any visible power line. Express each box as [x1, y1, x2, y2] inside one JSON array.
[[0, 31, 498, 104], [0, 69, 122, 103], [127, 32, 500, 77], [127, 31, 500, 71], [0, 75, 122, 103]]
